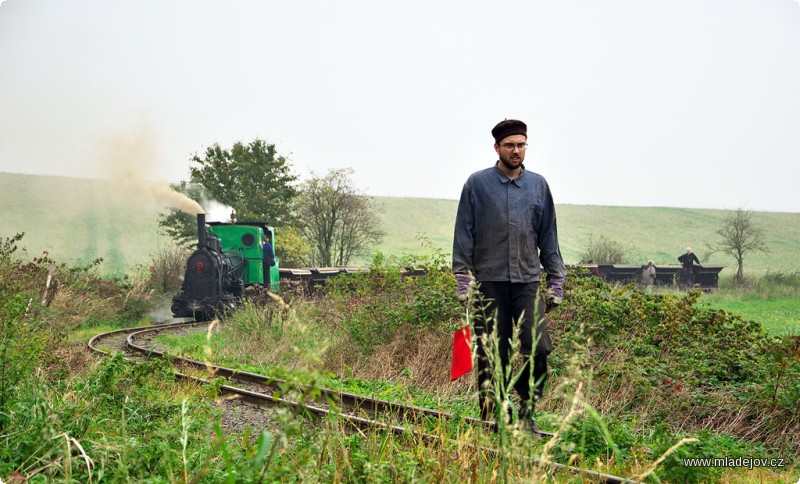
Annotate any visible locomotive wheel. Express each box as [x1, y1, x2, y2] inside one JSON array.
[[192, 310, 213, 322], [215, 298, 238, 320], [171, 300, 193, 318]]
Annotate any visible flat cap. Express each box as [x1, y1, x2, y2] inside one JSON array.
[[492, 119, 527, 143]]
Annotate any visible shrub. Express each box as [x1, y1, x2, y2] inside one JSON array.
[[322, 247, 462, 355], [549, 271, 800, 454], [761, 270, 800, 287], [0, 238, 275, 481], [146, 243, 190, 294], [579, 235, 628, 264], [0, 232, 24, 260], [650, 427, 758, 483], [0, 293, 50, 426]]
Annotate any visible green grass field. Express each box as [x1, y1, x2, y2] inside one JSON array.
[[4, 171, 800, 277], [377, 197, 800, 274], [0, 172, 168, 275], [700, 295, 800, 335]]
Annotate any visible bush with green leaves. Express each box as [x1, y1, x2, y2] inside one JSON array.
[[322, 247, 462, 355], [649, 427, 762, 483], [0, 235, 60, 424], [0, 233, 154, 421], [716, 269, 800, 298], [0, 293, 50, 425], [549, 270, 800, 455]]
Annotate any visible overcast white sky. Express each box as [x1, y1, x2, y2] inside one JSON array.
[[1, 0, 799, 212]]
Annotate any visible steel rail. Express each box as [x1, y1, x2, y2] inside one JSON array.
[[87, 319, 200, 355], [89, 321, 639, 483], [131, 324, 636, 483], [170, 371, 638, 484], [125, 324, 554, 436]]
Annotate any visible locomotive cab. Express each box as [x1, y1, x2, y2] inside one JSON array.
[[206, 221, 279, 291]]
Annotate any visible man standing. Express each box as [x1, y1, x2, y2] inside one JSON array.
[[452, 119, 566, 434], [677, 247, 701, 288], [587, 259, 602, 278], [642, 260, 657, 287], [262, 234, 276, 285]]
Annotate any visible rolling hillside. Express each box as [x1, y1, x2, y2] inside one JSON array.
[[2, 172, 799, 277], [376, 198, 800, 276]]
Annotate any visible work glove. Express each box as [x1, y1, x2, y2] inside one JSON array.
[[545, 276, 565, 313], [455, 273, 474, 301]]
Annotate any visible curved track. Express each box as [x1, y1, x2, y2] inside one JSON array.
[[89, 320, 639, 483]]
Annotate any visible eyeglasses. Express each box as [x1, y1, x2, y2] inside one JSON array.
[[500, 142, 528, 151]]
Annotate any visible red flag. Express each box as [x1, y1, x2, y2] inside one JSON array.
[[450, 326, 473, 381]]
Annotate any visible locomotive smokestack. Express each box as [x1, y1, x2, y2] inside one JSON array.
[[197, 213, 207, 248]]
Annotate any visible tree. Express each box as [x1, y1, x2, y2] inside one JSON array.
[[579, 235, 627, 264], [295, 169, 384, 266], [274, 225, 311, 268], [706, 208, 768, 285], [189, 139, 298, 223], [158, 139, 298, 245]]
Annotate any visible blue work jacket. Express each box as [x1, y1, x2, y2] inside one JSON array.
[[452, 164, 566, 283]]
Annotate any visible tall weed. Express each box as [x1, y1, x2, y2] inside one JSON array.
[[0, 293, 49, 426], [146, 243, 190, 294], [715, 270, 800, 299]]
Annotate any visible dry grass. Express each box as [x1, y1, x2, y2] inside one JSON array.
[[48, 343, 98, 377], [146, 244, 191, 294], [325, 328, 474, 399], [49, 286, 113, 326], [212, 299, 329, 373]]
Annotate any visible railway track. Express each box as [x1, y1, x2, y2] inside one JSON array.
[[88, 320, 639, 483]]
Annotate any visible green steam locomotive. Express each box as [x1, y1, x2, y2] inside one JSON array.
[[171, 214, 279, 319]]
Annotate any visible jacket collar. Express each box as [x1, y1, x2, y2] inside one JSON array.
[[493, 163, 526, 184]]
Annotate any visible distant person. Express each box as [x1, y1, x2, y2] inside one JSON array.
[[587, 259, 602, 278], [677, 247, 701, 287], [262, 234, 276, 284], [642, 260, 657, 287]]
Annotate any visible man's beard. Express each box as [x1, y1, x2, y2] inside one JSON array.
[[499, 152, 524, 170]]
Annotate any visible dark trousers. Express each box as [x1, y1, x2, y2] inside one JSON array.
[[473, 281, 552, 420], [682, 267, 694, 287]]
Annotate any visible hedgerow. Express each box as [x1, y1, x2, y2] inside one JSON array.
[[0, 234, 296, 482], [322, 247, 462, 355], [318, 259, 799, 478], [549, 270, 800, 457]]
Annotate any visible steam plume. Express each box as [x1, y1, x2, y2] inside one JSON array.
[[149, 182, 204, 214], [96, 123, 205, 215]]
